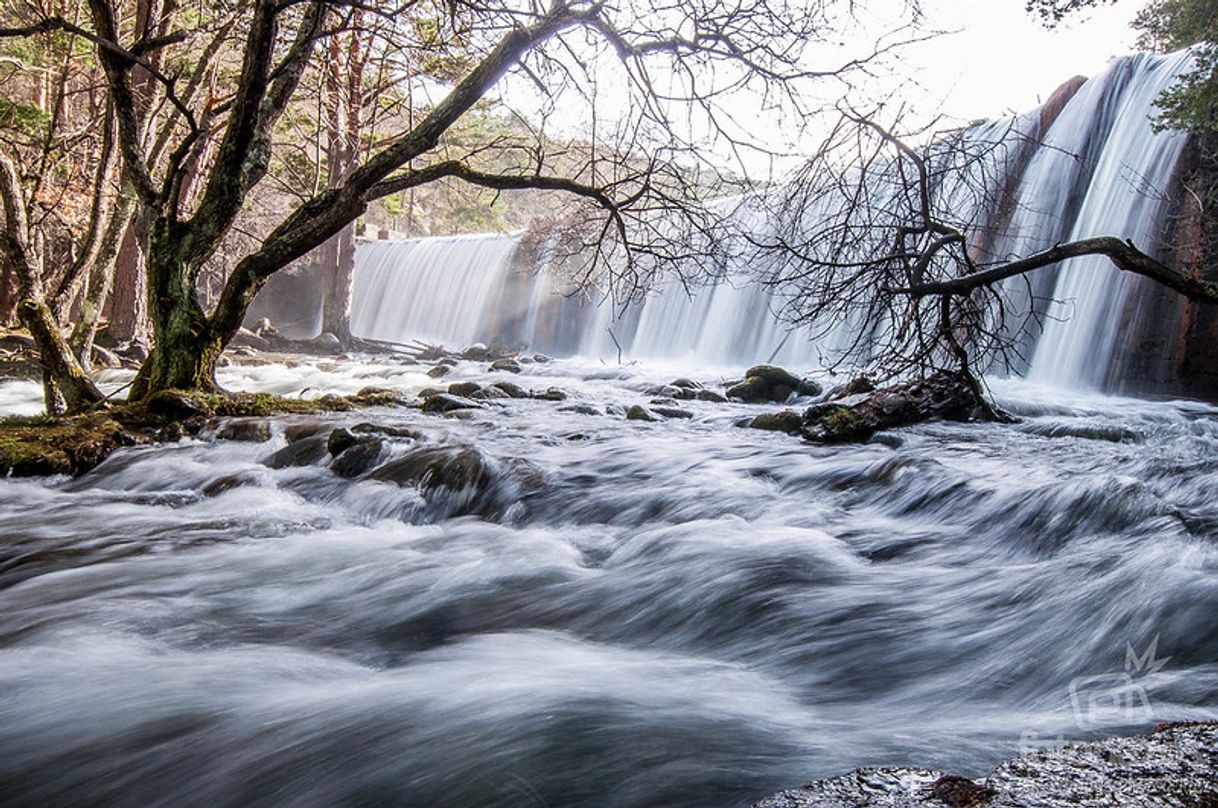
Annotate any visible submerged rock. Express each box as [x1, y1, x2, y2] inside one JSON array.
[[532, 387, 567, 401], [652, 406, 693, 419], [426, 364, 451, 378], [558, 404, 601, 416], [696, 389, 728, 403], [802, 371, 981, 444], [751, 723, 1218, 808]]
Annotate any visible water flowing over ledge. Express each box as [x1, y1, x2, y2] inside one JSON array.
[[350, 51, 1206, 397]]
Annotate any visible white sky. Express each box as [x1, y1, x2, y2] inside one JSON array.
[[904, 0, 1146, 122]]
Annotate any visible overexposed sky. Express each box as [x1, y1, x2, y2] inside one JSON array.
[[905, 0, 1146, 122]]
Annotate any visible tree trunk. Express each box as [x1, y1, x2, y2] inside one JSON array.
[[18, 298, 104, 412], [130, 229, 221, 398], [105, 222, 151, 346], [71, 193, 136, 369], [317, 18, 362, 344], [0, 263, 17, 325], [319, 222, 355, 341]]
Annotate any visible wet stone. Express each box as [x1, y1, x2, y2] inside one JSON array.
[[626, 405, 658, 422], [420, 394, 483, 413], [490, 358, 522, 373], [329, 438, 384, 478], [210, 418, 272, 443], [265, 435, 329, 469]]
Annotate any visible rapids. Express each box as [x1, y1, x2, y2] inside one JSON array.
[[0, 357, 1216, 807]]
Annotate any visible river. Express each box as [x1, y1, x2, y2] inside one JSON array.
[[1, 355, 1215, 807]]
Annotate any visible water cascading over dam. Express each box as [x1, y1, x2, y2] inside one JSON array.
[[351, 51, 1207, 393]]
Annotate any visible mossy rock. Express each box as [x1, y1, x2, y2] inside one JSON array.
[[626, 404, 658, 422], [749, 410, 803, 435], [0, 414, 143, 476]]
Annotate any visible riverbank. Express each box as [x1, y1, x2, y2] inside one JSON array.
[[752, 722, 1218, 807]]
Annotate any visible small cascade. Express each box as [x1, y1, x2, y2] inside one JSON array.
[[350, 51, 1205, 392]]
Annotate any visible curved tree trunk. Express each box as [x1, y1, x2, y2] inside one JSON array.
[[18, 298, 104, 412], [0, 154, 104, 413]]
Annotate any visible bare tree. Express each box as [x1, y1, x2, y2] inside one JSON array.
[[0, 0, 922, 405], [747, 107, 1218, 404]]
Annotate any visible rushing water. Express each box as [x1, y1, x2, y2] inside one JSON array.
[[1, 357, 1217, 807]]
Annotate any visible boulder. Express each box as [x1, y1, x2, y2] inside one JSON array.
[[626, 404, 658, 422], [532, 353, 552, 363], [211, 418, 272, 443], [146, 390, 207, 419], [460, 343, 493, 361], [282, 420, 331, 442], [420, 393, 483, 413], [89, 344, 123, 369], [329, 438, 384, 478], [327, 427, 359, 456], [350, 422, 423, 441], [491, 381, 529, 399], [652, 406, 693, 419], [472, 386, 510, 400], [447, 381, 483, 398], [202, 472, 258, 497], [801, 371, 982, 444], [728, 364, 822, 403], [830, 375, 876, 400], [558, 404, 601, 416], [231, 328, 272, 351], [532, 387, 567, 401], [748, 410, 803, 435], [304, 332, 343, 355], [117, 341, 150, 362], [490, 358, 522, 373], [696, 389, 728, 403], [366, 445, 489, 494], [670, 378, 702, 390], [265, 435, 329, 469], [354, 385, 409, 405], [426, 364, 452, 378]]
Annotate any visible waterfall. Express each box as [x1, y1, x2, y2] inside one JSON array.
[[351, 235, 521, 347], [1023, 51, 1193, 388], [350, 51, 1203, 390]]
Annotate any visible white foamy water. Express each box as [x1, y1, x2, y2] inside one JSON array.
[[1, 356, 1216, 807]]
